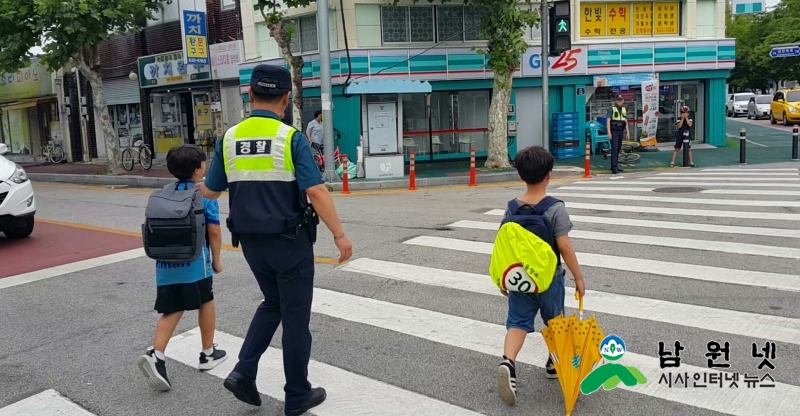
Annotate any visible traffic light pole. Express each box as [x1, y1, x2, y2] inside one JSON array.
[[541, 0, 550, 152]]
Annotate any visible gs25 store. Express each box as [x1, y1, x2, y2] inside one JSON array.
[[513, 39, 734, 152]]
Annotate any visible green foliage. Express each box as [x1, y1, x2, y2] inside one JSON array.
[[407, 0, 540, 85], [0, 0, 162, 73], [253, 0, 314, 26], [727, 0, 800, 89]]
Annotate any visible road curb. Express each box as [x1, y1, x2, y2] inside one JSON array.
[[29, 166, 587, 190]]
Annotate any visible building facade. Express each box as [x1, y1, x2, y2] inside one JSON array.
[[86, 0, 243, 160], [238, 0, 733, 174]]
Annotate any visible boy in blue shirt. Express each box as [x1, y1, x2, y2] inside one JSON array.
[[137, 144, 227, 391], [496, 146, 586, 406]]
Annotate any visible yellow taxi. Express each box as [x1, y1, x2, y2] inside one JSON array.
[[770, 87, 800, 125]]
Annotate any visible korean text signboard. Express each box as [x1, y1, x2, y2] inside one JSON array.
[[633, 3, 654, 35], [137, 51, 211, 88], [180, 9, 209, 65], [581, 1, 678, 37], [606, 3, 630, 36], [0, 61, 53, 102]]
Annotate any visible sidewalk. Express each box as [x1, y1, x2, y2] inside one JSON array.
[[22, 160, 586, 190]]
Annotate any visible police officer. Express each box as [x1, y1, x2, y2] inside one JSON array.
[[606, 94, 630, 174], [198, 64, 353, 416]]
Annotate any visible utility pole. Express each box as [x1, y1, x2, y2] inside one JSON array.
[[541, 0, 550, 152], [317, 0, 336, 182]]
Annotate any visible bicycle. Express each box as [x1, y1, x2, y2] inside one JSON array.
[[600, 140, 641, 163], [41, 138, 65, 164], [312, 129, 345, 174], [122, 137, 153, 171]]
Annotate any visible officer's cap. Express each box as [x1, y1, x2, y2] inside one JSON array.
[[250, 64, 291, 95], [615, 94, 624, 100]]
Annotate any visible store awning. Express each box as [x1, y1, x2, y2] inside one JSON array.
[[345, 79, 432, 95]]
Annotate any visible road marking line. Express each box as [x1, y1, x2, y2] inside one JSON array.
[[452, 216, 800, 239], [638, 177, 798, 181], [748, 139, 769, 147], [557, 186, 800, 196], [36, 218, 340, 265], [657, 172, 797, 176], [547, 192, 800, 207], [0, 248, 145, 290], [484, 203, 800, 221], [166, 328, 482, 416], [308, 283, 800, 416], [0, 389, 96, 415], [403, 235, 800, 292], [340, 257, 800, 344], [701, 168, 798, 172], [556, 186, 656, 192], [576, 181, 800, 188]]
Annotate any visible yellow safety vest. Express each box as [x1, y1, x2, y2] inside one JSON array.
[[611, 105, 626, 120], [222, 117, 296, 183], [489, 222, 557, 294]]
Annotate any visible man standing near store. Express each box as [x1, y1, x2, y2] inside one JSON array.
[[606, 94, 630, 174], [197, 64, 353, 416], [306, 110, 324, 154]]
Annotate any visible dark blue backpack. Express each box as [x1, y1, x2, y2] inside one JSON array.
[[501, 197, 562, 265]]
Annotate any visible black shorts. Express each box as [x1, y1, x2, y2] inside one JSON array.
[[154, 276, 214, 315], [674, 134, 691, 149]]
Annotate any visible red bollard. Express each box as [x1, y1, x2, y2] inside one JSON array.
[[583, 139, 592, 178], [469, 148, 477, 187], [341, 154, 351, 195], [408, 151, 417, 190]]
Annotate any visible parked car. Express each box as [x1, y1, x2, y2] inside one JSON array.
[[0, 143, 36, 239], [747, 95, 772, 120], [727, 92, 755, 117], [770, 87, 800, 126]]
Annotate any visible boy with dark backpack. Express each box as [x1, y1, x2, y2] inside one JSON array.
[[137, 144, 226, 392], [489, 146, 586, 406]]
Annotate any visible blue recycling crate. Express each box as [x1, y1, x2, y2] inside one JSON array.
[[552, 118, 580, 129], [552, 130, 581, 141], [551, 146, 581, 159], [552, 124, 580, 134], [552, 112, 579, 121]]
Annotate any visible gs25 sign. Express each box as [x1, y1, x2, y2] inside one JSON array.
[[521, 47, 588, 77]]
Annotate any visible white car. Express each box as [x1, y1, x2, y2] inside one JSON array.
[[727, 92, 755, 117], [747, 95, 772, 120], [0, 143, 35, 239]]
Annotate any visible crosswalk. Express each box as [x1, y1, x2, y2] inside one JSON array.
[[4, 166, 800, 415]]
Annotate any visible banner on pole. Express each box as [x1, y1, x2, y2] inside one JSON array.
[[640, 78, 659, 147]]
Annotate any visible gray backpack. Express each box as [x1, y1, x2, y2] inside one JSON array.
[[142, 182, 206, 263]]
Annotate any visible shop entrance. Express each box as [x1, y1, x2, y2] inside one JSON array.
[[657, 82, 704, 144]]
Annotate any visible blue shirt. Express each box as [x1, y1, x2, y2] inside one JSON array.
[[205, 110, 324, 193], [155, 181, 220, 286]]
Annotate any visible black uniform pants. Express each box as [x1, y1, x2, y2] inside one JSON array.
[[234, 229, 315, 409], [610, 129, 625, 170]]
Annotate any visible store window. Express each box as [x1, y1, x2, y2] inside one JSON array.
[[401, 90, 490, 161], [287, 15, 318, 53], [579, 1, 681, 38], [109, 104, 143, 149], [380, 6, 485, 44]]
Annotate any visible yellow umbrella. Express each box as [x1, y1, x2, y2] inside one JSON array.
[[541, 293, 605, 416]]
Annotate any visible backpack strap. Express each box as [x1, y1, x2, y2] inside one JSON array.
[[506, 199, 521, 216], [532, 196, 562, 215]]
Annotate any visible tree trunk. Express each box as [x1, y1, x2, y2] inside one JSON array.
[[76, 62, 123, 174], [268, 21, 304, 131], [485, 69, 513, 169]]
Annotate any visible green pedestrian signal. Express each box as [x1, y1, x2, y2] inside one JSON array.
[[548, 1, 572, 57]]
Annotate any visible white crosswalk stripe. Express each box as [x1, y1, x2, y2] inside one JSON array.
[[0, 390, 96, 415]]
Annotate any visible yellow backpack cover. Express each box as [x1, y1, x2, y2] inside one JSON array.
[[489, 199, 559, 293]]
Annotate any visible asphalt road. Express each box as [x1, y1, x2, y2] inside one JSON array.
[[2, 163, 800, 416]]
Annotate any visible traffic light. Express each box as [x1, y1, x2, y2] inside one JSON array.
[[549, 1, 571, 57]]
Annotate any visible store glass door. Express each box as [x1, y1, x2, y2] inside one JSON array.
[[151, 93, 184, 158]]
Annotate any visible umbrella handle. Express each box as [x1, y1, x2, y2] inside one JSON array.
[[575, 291, 584, 312]]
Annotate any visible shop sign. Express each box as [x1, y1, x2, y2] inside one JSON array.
[[181, 9, 209, 65], [210, 40, 244, 80], [0, 61, 53, 102], [593, 73, 655, 87], [521, 47, 588, 77], [137, 51, 211, 88]]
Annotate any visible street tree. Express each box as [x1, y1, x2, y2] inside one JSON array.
[[0, 0, 162, 173], [404, 0, 539, 169], [254, 0, 316, 131]]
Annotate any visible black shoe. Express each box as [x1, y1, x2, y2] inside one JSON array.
[[546, 357, 558, 379], [617, 167, 624, 172], [285, 387, 327, 416], [199, 344, 227, 371], [223, 371, 262, 407], [137, 349, 171, 392], [611, 170, 620, 174]]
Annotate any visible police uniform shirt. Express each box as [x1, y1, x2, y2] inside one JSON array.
[[203, 110, 324, 202], [606, 105, 627, 131]]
